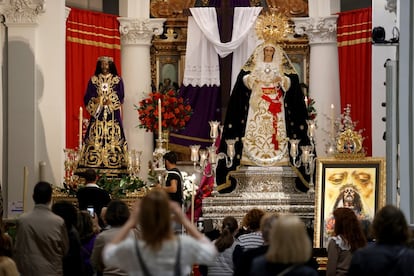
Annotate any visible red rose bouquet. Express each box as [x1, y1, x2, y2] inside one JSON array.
[[135, 90, 192, 132]]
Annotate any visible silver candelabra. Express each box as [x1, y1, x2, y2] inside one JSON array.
[[189, 121, 236, 194], [289, 119, 316, 194]]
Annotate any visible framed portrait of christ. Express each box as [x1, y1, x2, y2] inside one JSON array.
[[313, 157, 386, 248]]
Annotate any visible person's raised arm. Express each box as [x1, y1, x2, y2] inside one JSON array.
[[169, 201, 205, 241]]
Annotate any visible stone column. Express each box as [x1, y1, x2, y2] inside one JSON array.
[[292, 15, 340, 158], [118, 17, 165, 180], [1, 0, 45, 215]]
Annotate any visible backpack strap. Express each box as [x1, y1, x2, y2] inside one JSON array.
[[173, 237, 181, 276], [134, 239, 153, 276]]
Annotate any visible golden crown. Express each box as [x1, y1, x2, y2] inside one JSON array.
[[255, 12, 292, 44]]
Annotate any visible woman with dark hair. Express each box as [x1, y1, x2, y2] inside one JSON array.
[[326, 208, 367, 276], [236, 208, 265, 250], [103, 189, 217, 275], [206, 216, 238, 276], [52, 200, 85, 276], [77, 210, 99, 276], [349, 205, 414, 275], [78, 56, 128, 170], [91, 200, 132, 275]]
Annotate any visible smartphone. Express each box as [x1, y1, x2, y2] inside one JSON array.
[[87, 206, 95, 218]]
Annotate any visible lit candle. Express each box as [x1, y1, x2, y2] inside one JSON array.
[[208, 146, 217, 164], [39, 161, 46, 181], [289, 139, 300, 158], [330, 104, 335, 138], [79, 107, 83, 149], [226, 139, 236, 158], [307, 120, 316, 138], [304, 96, 308, 108], [190, 145, 200, 162], [199, 150, 208, 166], [158, 99, 162, 141], [209, 121, 220, 140]]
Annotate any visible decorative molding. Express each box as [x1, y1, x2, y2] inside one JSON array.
[[118, 17, 166, 46], [292, 15, 338, 45], [0, 0, 45, 25], [385, 0, 396, 14]]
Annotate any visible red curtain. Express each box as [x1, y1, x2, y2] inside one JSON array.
[[337, 8, 372, 155], [66, 7, 121, 149]]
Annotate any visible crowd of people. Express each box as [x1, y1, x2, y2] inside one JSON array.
[[1, 163, 414, 275]]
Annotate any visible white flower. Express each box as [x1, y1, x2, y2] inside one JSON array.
[[181, 171, 198, 204]]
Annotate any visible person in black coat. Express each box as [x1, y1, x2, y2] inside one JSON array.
[[348, 205, 414, 276], [77, 169, 111, 227]]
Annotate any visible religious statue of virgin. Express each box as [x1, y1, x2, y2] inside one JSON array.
[[216, 13, 311, 193], [78, 56, 128, 172]]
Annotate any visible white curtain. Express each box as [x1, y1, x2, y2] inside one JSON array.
[[183, 7, 262, 91]]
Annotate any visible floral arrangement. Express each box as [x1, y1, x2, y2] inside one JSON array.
[[181, 171, 198, 207], [135, 90, 192, 132]]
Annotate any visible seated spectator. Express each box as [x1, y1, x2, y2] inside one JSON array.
[[91, 200, 133, 276], [0, 256, 19, 276], [103, 189, 217, 275], [52, 200, 85, 276], [233, 213, 278, 276], [348, 205, 414, 275], [207, 216, 239, 276], [326, 208, 367, 276], [236, 208, 265, 250], [250, 214, 318, 276]]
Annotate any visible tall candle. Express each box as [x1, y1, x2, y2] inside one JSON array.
[[158, 99, 162, 141], [39, 161, 46, 181], [79, 107, 83, 149], [330, 104, 335, 138]]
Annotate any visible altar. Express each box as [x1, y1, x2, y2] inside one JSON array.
[[202, 166, 315, 228]]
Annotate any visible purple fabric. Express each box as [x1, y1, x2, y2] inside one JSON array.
[[170, 85, 221, 148]]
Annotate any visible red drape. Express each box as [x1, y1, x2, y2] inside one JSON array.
[[337, 8, 372, 156], [66, 7, 121, 149]]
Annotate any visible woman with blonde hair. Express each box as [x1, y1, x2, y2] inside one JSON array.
[[250, 214, 317, 276], [103, 188, 217, 275]]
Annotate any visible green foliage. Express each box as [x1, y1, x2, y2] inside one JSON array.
[[97, 174, 146, 199]]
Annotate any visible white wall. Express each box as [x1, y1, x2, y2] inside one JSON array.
[[36, 1, 67, 188], [371, 1, 397, 157]]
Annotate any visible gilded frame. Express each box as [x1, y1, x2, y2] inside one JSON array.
[[314, 157, 386, 248], [282, 38, 310, 85]]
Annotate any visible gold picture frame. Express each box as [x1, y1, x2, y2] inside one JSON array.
[[314, 157, 386, 248]]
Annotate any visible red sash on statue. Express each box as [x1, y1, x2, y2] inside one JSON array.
[[261, 88, 283, 150]]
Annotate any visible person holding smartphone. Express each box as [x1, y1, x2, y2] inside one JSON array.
[[77, 169, 111, 227]]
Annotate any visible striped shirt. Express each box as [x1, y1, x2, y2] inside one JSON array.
[[237, 232, 264, 251]]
